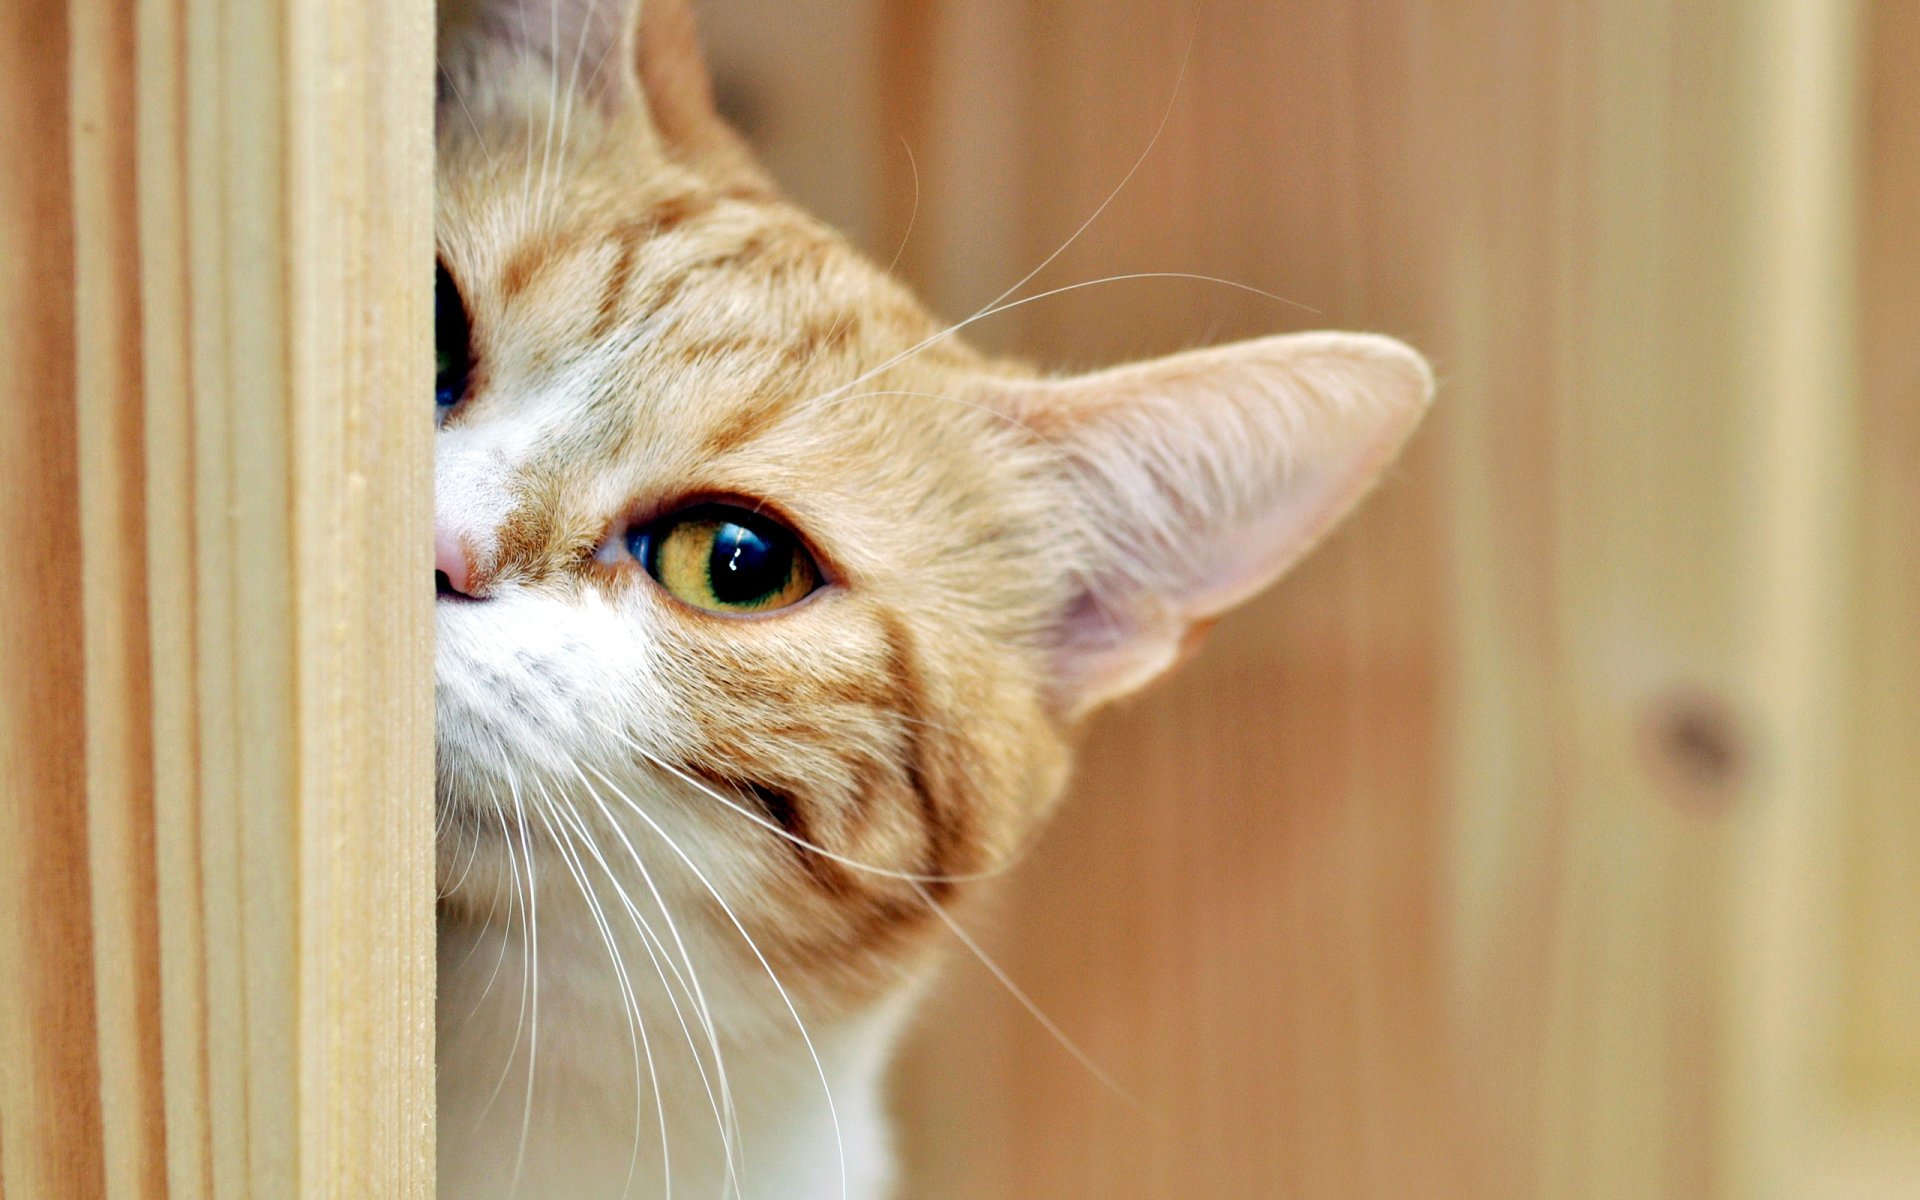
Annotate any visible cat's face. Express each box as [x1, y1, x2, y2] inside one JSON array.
[[434, 0, 1431, 1022], [433, 91, 1074, 1008]]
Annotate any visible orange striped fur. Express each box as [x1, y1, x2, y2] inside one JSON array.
[[433, 2, 1432, 1195]]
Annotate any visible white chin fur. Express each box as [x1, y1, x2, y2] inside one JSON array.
[[435, 585, 921, 1199], [436, 908, 918, 1200]]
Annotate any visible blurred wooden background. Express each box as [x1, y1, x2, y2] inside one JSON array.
[[701, 1, 1919, 1197]]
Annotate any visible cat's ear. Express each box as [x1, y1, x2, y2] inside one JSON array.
[[438, 0, 642, 115], [439, 0, 760, 176], [628, 0, 758, 173], [997, 332, 1433, 720]]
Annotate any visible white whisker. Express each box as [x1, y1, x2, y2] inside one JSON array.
[[439, 63, 499, 170], [550, 776, 744, 1199], [534, 778, 665, 1200], [452, 782, 522, 1004], [587, 723, 1130, 1114], [783, 33, 1297, 421], [561, 764, 747, 1199], [973, 32, 1195, 323], [515, 0, 538, 222], [538, 0, 561, 223], [507, 768, 541, 1197], [442, 767, 513, 904], [881, 135, 920, 277], [552, 0, 602, 194], [911, 882, 1142, 1111], [473, 778, 535, 1124], [612, 730, 1014, 885], [582, 759, 852, 1200]]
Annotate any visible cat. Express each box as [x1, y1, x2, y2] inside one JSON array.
[[431, 1, 1433, 1196]]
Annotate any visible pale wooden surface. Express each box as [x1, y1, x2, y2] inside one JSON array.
[[1742, 0, 1920, 1193], [0, 0, 435, 1195], [703, 1, 1920, 1197], [285, 0, 436, 1190]]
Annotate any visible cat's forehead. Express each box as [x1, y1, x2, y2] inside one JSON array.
[[444, 158, 969, 442], [432, 145, 1049, 588]]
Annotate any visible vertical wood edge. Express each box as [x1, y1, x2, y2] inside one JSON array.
[[287, 0, 437, 1193]]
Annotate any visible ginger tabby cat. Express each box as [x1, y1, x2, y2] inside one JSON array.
[[433, 0, 1433, 1195]]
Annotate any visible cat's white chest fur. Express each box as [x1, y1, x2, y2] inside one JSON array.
[[436, 916, 911, 1200]]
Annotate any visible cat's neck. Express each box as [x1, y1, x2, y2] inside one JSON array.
[[436, 911, 913, 1200]]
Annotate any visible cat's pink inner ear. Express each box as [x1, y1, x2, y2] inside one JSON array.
[[1002, 331, 1435, 719]]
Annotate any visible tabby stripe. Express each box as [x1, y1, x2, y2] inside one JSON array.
[[876, 611, 961, 901], [698, 391, 797, 456], [588, 224, 643, 340], [693, 769, 859, 900]]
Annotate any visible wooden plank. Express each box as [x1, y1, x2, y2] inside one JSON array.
[[135, 0, 438, 1192], [285, 0, 437, 1190], [0, 1, 106, 1195], [1442, 4, 1753, 1195], [3, 0, 435, 1193], [1723, 0, 1920, 1195]]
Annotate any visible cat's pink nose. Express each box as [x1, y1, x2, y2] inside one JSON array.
[[436, 522, 479, 598]]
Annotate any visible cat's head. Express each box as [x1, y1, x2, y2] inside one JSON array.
[[433, 0, 1432, 1018]]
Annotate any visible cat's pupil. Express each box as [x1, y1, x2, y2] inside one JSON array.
[[708, 521, 793, 604], [435, 260, 473, 413]]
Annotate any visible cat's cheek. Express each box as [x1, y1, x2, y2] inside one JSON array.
[[433, 590, 669, 777]]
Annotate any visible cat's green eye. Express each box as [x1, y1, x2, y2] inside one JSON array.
[[629, 505, 820, 615]]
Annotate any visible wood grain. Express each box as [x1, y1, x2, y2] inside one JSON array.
[[0, 0, 435, 1194], [287, 1, 437, 1191], [0, 1, 105, 1195], [72, 0, 169, 1191]]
